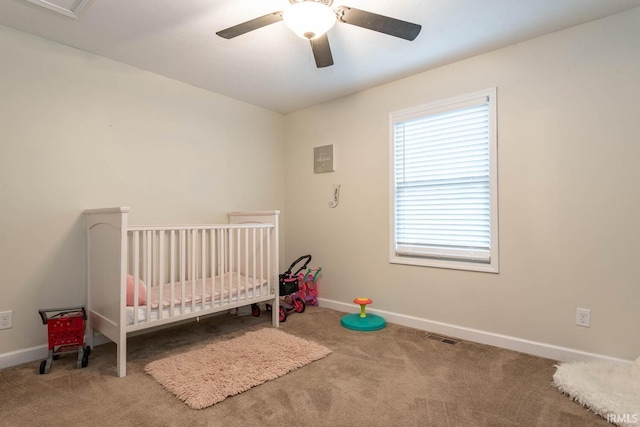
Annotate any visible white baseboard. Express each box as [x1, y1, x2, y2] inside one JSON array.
[[0, 345, 48, 370], [2, 301, 632, 370], [0, 334, 110, 371], [319, 298, 633, 366]]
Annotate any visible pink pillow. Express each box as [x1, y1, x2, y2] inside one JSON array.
[[126, 274, 147, 306]]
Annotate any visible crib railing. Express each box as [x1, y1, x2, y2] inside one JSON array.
[[126, 224, 273, 325]]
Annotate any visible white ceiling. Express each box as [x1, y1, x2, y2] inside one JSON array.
[[1, 0, 639, 113]]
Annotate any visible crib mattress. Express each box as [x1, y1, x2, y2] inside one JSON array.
[[126, 272, 269, 326]]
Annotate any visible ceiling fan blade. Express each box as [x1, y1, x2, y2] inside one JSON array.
[[310, 34, 334, 68], [336, 6, 421, 41], [216, 12, 283, 39]]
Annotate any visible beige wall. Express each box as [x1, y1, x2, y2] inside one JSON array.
[[2, 7, 639, 364], [283, 8, 640, 360], [0, 26, 285, 355]]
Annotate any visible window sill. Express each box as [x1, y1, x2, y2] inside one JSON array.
[[389, 254, 499, 273]]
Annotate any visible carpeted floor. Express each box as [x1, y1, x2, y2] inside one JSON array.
[[0, 306, 610, 426]]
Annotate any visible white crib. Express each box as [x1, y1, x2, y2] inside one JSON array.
[[84, 207, 280, 377]]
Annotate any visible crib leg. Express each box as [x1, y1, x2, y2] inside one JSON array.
[[271, 298, 279, 328], [116, 338, 127, 377]]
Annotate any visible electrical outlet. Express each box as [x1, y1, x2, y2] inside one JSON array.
[[576, 307, 591, 328], [0, 310, 12, 330]]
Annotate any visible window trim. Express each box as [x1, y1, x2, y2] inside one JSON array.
[[389, 88, 499, 273]]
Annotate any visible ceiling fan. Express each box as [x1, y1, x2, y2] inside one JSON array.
[[216, 0, 421, 68]]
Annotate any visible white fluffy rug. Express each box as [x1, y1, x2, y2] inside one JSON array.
[[553, 357, 640, 426]]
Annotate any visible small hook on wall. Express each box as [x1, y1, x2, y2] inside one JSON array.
[[329, 184, 340, 208]]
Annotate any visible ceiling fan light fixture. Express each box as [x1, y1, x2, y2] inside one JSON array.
[[283, 1, 336, 40]]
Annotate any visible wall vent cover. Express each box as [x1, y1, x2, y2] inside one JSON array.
[[425, 333, 459, 345]]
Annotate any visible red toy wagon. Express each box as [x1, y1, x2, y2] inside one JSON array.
[[38, 306, 90, 374]]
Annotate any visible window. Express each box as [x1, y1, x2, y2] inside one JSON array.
[[389, 88, 498, 272]]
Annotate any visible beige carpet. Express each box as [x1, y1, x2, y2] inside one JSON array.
[[0, 307, 612, 426], [145, 328, 331, 409]]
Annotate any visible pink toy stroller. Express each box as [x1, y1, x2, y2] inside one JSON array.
[[266, 254, 312, 322]]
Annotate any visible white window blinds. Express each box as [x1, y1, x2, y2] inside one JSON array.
[[392, 93, 495, 265]]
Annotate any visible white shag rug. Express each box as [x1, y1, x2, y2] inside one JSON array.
[[553, 356, 640, 426]]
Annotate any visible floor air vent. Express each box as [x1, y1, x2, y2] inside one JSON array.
[[425, 333, 459, 345]]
